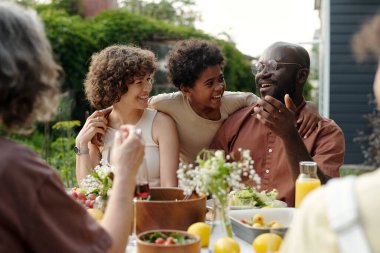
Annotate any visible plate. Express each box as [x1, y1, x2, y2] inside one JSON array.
[[206, 199, 287, 210]]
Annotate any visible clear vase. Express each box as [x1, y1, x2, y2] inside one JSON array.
[[208, 194, 233, 252]]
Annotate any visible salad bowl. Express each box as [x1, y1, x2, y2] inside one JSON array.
[[135, 187, 206, 234], [136, 229, 201, 253]]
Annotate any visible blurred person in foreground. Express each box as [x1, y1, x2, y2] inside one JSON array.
[[210, 42, 345, 207], [280, 13, 380, 253], [0, 2, 144, 253]]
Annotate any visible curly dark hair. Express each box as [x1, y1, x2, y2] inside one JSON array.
[[85, 45, 156, 109], [0, 3, 61, 134], [167, 39, 224, 89]]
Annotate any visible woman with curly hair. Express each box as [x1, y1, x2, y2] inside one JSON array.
[[149, 39, 321, 164], [0, 2, 145, 252], [75, 45, 179, 186]]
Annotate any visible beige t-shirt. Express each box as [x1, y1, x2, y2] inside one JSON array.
[[149, 91, 258, 164], [102, 108, 160, 187], [280, 169, 380, 253]]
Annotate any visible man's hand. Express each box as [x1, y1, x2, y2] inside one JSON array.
[[253, 94, 298, 138]]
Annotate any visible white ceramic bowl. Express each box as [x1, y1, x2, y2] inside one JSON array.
[[229, 208, 297, 244]]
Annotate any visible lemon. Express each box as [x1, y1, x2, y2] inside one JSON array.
[[187, 222, 211, 247], [87, 208, 104, 221], [252, 233, 282, 253], [214, 237, 240, 253]]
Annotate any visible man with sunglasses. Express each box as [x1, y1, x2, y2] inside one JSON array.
[[210, 42, 345, 207]]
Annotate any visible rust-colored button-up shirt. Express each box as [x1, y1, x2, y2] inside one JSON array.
[[210, 102, 345, 207]]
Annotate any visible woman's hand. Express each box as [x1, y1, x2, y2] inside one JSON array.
[[297, 101, 322, 139], [76, 110, 108, 148]]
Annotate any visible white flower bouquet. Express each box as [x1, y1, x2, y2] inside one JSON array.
[[70, 159, 114, 212], [177, 148, 261, 238], [177, 149, 260, 199]]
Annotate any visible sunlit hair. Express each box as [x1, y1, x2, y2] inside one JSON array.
[[352, 12, 380, 61], [167, 39, 224, 89], [0, 2, 61, 134], [85, 45, 156, 109]]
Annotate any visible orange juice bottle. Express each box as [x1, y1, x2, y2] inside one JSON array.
[[295, 161, 321, 208]]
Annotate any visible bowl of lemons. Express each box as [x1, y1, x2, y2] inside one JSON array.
[[229, 208, 296, 245]]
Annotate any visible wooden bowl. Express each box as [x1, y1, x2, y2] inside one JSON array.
[[135, 187, 206, 234], [136, 229, 201, 253]]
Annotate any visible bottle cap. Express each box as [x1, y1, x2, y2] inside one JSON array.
[[299, 161, 317, 174]]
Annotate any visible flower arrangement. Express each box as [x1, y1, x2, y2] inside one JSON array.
[[177, 149, 260, 238], [70, 159, 114, 212]]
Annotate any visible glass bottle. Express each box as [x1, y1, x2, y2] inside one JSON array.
[[295, 161, 321, 208], [208, 194, 233, 253]]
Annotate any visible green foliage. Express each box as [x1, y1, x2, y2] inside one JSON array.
[[354, 97, 380, 168], [218, 40, 255, 92], [120, 0, 199, 27], [39, 9, 98, 92], [303, 80, 313, 101], [49, 120, 81, 188], [8, 130, 45, 156], [10, 0, 37, 7], [51, 0, 83, 16], [92, 9, 208, 48]]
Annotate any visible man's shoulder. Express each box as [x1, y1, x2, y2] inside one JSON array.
[[320, 118, 344, 134], [225, 104, 254, 122]]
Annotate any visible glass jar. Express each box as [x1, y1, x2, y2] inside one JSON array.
[[295, 161, 321, 208]]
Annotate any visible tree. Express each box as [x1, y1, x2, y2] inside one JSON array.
[[121, 0, 200, 27], [10, 0, 37, 6], [51, 0, 83, 16]]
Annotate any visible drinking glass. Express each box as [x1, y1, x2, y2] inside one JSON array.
[[128, 158, 149, 247]]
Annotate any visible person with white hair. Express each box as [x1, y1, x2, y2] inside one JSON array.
[[0, 2, 144, 252]]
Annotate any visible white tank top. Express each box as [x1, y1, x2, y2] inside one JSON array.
[[101, 108, 160, 187]]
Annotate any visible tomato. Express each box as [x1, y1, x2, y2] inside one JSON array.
[[87, 193, 97, 200], [71, 191, 78, 199], [77, 192, 86, 200], [155, 238, 165, 244], [165, 237, 175, 245]]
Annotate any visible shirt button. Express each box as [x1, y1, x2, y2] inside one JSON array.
[[268, 148, 273, 153], [265, 169, 270, 174]]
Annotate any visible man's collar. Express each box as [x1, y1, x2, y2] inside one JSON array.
[[295, 98, 306, 116]]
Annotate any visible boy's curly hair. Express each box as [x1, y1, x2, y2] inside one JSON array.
[[85, 45, 156, 109], [167, 39, 224, 89]]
